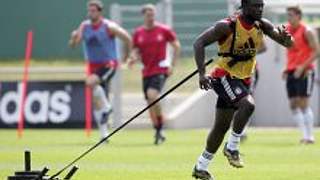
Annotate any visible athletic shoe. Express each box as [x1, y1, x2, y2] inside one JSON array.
[[100, 137, 110, 144], [154, 131, 166, 145], [100, 108, 113, 144], [101, 108, 113, 125], [300, 139, 315, 145], [192, 166, 214, 180], [223, 143, 244, 168]]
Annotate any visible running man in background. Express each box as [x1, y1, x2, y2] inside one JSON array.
[[284, 6, 320, 144], [128, 4, 181, 145], [192, 0, 293, 179], [69, 0, 132, 140]]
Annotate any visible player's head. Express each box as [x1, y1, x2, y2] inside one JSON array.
[[87, 0, 104, 22], [241, 0, 264, 21], [141, 4, 156, 24], [287, 6, 302, 25]]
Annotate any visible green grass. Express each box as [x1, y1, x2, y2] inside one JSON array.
[[0, 129, 319, 180], [0, 58, 201, 93]]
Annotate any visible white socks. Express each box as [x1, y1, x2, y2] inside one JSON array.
[[302, 107, 315, 141], [293, 108, 315, 141], [227, 131, 242, 151], [96, 121, 108, 139], [292, 109, 306, 139], [196, 150, 214, 171], [93, 85, 112, 139], [93, 85, 112, 112]]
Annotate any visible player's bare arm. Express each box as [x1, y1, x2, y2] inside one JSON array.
[[293, 28, 320, 78], [193, 21, 232, 90], [260, 18, 294, 48], [109, 22, 133, 63], [170, 40, 181, 67], [257, 39, 267, 54], [127, 48, 140, 69], [302, 28, 320, 68], [69, 23, 85, 48], [167, 39, 181, 75]]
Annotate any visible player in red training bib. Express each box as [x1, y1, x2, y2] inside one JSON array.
[[284, 6, 320, 144], [128, 4, 181, 145]]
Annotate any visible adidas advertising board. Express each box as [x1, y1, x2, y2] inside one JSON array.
[[0, 81, 87, 128]]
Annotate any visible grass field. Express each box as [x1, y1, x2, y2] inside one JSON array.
[[1, 129, 320, 180]]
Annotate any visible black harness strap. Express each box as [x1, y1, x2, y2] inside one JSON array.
[[218, 18, 257, 67], [217, 19, 237, 58]]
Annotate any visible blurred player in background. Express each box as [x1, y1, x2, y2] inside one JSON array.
[[192, 0, 293, 179], [69, 0, 132, 140], [284, 6, 320, 144], [128, 4, 181, 145]]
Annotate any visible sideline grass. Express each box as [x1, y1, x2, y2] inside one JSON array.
[[0, 129, 319, 180]]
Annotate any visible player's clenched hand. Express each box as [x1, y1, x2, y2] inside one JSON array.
[[277, 25, 293, 47], [167, 66, 174, 77], [69, 30, 79, 48], [127, 57, 138, 70], [282, 70, 288, 80], [199, 75, 213, 91], [294, 65, 305, 78]]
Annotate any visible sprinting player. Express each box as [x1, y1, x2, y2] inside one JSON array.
[[128, 4, 181, 145], [284, 6, 320, 144], [192, 0, 293, 179], [69, 0, 132, 140]]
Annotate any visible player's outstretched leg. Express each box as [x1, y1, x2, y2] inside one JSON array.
[[289, 97, 315, 144], [193, 108, 235, 180], [93, 84, 112, 140], [192, 165, 213, 180], [301, 98, 315, 144], [224, 95, 255, 168], [291, 106, 307, 143], [146, 88, 166, 145]]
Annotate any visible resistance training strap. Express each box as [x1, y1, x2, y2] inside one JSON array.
[[49, 58, 214, 179]]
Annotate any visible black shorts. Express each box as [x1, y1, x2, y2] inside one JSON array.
[[286, 70, 315, 98], [211, 76, 250, 109], [94, 67, 116, 94], [143, 74, 167, 99]]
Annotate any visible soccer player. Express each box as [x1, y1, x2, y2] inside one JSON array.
[[128, 4, 181, 145], [192, 0, 293, 179], [284, 6, 320, 144], [69, 0, 132, 140]]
